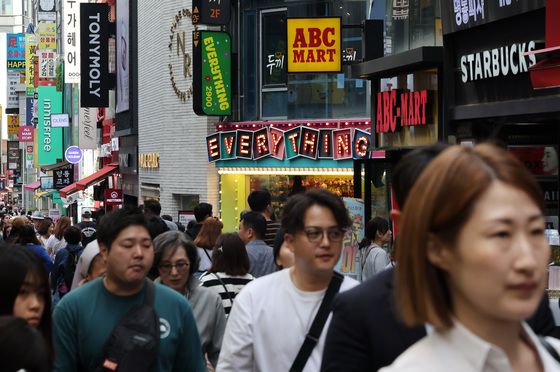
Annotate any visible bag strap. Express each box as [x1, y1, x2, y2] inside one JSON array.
[[212, 273, 234, 306], [203, 248, 213, 262], [289, 272, 344, 372], [539, 336, 560, 363], [144, 279, 155, 306]]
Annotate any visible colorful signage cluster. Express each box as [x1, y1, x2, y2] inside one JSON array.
[[206, 126, 372, 162], [375, 90, 433, 133], [287, 17, 341, 73], [193, 31, 232, 116], [80, 3, 109, 107]]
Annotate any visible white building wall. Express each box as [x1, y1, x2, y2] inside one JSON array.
[[137, 1, 219, 220]]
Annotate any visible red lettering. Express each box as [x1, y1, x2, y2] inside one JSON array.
[[420, 90, 427, 124], [408, 93, 414, 125], [316, 49, 326, 62], [390, 90, 397, 132], [323, 28, 335, 47], [383, 91, 390, 133], [306, 51, 316, 63], [376, 92, 383, 133], [308, 28, 322, 47], [414, 91, 421, 125], [326, 49, 336, 62], [293, 28, 307, 47], [293, 49, 305, 63], [401, 93, 408, 126]]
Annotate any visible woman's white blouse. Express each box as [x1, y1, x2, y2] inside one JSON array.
[[380, 321, 560, 372]]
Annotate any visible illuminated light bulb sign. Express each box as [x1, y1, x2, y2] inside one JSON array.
[[236, 130, 253, 159], [269, 128, 285, 160], [299, 127, 319, 159], [253, 128, 270, 159], [352, 129, 371, 159], [333, 129, 352, 160], [375, 89, 432, 133], [284, 127, 301, 159], [220, 131, 237, 160], [318, 129, 333, 159], [206, 133, 221, 162]]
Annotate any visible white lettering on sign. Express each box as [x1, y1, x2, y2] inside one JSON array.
[[88, 13, 102, 98], [43, 99, 52, 152], [453, 0, 485, 27], [460, 41, 536, 83]]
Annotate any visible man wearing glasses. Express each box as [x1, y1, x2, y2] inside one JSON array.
[[218, 189, 359, 372]]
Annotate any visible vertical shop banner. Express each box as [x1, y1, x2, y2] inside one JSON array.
[[336, 197, 364, 280], [37, 86, 63, 165], [63, 0, 81, 83], [38, 22, 57, 50], [38, 0, 56, 21], [25, 97, 34, 125], [7, 33, 26, 70], [192, 30, 232, 116], [80, 3, 110, 107], [38, 50, 56, 78], [78, 106, 97, 149], [7, 115, 19, 137], [7, 141, 21, 176], [6, 71, 20, 109], [116, 0, 130, 113], [25, 34, 37, 95]]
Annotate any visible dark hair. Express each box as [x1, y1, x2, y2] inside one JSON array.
[[146, 216, 169, 240], [161, 214, 173, 222], [194, 202, 213, 222], [53, 217, 72, 240], [63, 226, 82, 245], [0, 245, 53, 367], [97, 207, 149, 251], [359, 217, 390, 249], [247, 190, 271, 213], [397, 144, 545, 329], [16, 224, 41, 245], [209, 233, 250, 276], [37, 219, 52, 236], [194, 218, 223, 249], [0, 316, 50, 372], [175, 221, 185, 232], [272, 227, 286, 269], [392, 143, 449, 209], [240, 211, 267, 240], [282, 189, 351, 234], [143, 199, 162, 216], [153, 231, 200, 277]]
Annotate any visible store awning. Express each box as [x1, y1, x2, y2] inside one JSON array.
[[60, 163, 118, 198], [24, 181, 41, 191], [40, 161, 71, 172]]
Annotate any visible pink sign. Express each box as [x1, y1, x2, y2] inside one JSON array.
[[18, 126, 35, 142]]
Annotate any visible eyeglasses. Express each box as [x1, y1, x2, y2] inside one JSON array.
[[158, 261, 190, 273], [303, 227, 346, 243]]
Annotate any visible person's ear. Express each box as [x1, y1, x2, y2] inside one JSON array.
[[284, 233, 296, 253], [99, 243, 109, 262], [426, 234, 452, 272]]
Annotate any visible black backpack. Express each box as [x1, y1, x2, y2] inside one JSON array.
[[96, 280, 160, 372]]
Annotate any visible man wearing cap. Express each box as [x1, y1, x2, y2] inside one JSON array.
[[30, 211, 45, 236], [77, 210, 97, 248]]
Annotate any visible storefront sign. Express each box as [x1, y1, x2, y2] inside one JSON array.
[[7, 141, 21, 173], [38, 0, 56, 21], [53, 164, 74, 189], [63, 0, 81, 83], [105, 189, 123, 206], [207, 126, 372, 162], [287, 17, 341, 73], [38, 50, 56, 78], [509, 146, 559, 177], [80, 3, 109, 107], [193, 30, 232, 116], [51, 113, 69, 128], [375, 90, 432, 133], [41, 176, 53, 189], [78, 107, 97, 149], [7, 115, 19, 137], [6, 72, 20, 109], [139, 153, 160, 168], [25, 34, 37, 95], [441, 0, 545, 35], [37, 86, 63, 165], [18, 126, 34, 142], [192, 0, 231, 25], [7, 33, 25, 70], [38, 22, 57, 50], [116, 0, 130, 112], [168, 9, 194, 103], [65, 146, 83, 164], [460, 41, 537, 83]]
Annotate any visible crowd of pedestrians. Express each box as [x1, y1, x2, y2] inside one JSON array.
[[1, 143, 560, 371]]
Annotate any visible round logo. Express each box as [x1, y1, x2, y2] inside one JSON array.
[[110, 191, 118, 199], [159, 318, 171, 339], [65, 146, 83, 164]]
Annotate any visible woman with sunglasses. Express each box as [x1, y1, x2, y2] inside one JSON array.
[[153, 231, 226, 369]]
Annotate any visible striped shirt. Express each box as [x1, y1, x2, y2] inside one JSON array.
[[199, 272, 255, 316], [264, 220, 282, 248]]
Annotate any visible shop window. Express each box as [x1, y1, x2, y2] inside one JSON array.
[[0, 0, 12, 15]]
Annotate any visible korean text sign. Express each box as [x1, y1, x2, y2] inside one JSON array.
[[287, 17, 341, 73], [7, 33, 26, 70]]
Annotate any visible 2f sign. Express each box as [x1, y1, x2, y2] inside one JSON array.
[[287, 17, 341, 73]]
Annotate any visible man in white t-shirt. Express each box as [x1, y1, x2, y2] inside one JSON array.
[[217, 189, 359, 372]]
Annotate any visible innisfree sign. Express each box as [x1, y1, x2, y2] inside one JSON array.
[[193, 30, 232, 116]]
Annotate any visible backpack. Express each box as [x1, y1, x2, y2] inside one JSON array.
[[96, 279, 160, 372], [53, 246, 83, 298]]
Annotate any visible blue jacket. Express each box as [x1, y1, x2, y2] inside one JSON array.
[[25, 243, 53, 274]]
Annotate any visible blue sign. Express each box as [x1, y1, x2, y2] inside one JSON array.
[[65, 146, 83, 164], [7, 33, 25, 70]]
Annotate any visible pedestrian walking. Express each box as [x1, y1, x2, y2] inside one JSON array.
[[247, 190, 281, 247], [194, 217, 223, 273], [359, 217, 392, 281], [238, 211, 276, 278], [217, 189, 359, 372]]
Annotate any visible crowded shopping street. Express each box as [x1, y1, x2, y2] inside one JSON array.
[[2, 0, 560, 371]]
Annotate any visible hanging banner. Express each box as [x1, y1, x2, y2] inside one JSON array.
[[53, 164, 74, 189], [63, 0, 81, 83], [7, 115, 19, 137], [7, 33, 26, 70], [25, 97, 34, 125], [80, 3, 110, 107], [6, 71, 20, 109], [38, 22, 57, 50], [193, 30, 232, 116], [37, 86, 63, 165], [287, 17, 342, 73], [18, 126, 35, 142], [7, 141, 21, 174], [25, 34, 37, 95], [79, 106, 98, 149], [38, 50, 56, 79], [116, 0, 130, 113]]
